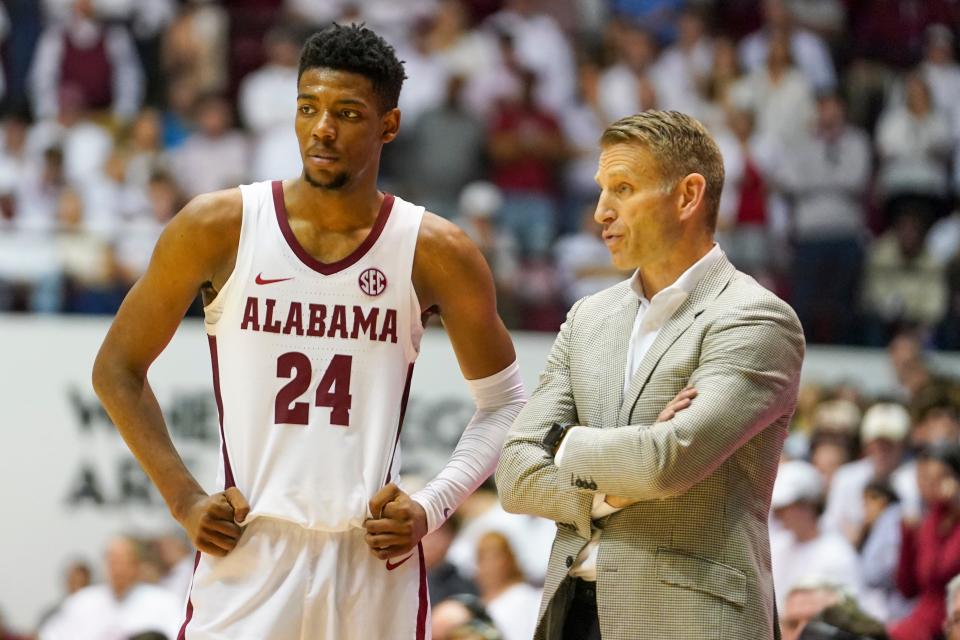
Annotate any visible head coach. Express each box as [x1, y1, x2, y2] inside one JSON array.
[[495, 110, 805, 640]]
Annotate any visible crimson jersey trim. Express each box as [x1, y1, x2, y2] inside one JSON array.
[[207, 335, 235, 488], [271, 180, 395, 276]]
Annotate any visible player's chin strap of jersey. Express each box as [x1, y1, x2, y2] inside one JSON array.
[[411, 360, 527, 533]]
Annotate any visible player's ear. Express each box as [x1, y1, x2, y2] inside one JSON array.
[[381, 108, 400, 143]]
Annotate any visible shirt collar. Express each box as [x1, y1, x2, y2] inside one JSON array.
[[630, 243, 724, 328]]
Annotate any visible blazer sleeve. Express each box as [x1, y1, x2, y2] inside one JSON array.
[[555, 295, 805, 500], [495, 298, 594, 540]]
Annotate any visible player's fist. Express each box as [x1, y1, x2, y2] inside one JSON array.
[[363, 483, 428, 560], [176, 487, 250, 557]]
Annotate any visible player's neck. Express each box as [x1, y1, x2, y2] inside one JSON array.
[[284, 177, 383, 231]]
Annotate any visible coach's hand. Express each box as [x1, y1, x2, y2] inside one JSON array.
[[657, 386, 697, 423], [363, 483, 428, 560], [177, 487, 250, 557], [606, 387, 699, 510]]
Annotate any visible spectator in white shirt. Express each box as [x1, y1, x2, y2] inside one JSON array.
[[770, 460, 863, 608], [475, 531, 542, 640], [39, 536, 183, 640], [0, 113, 29, 222], [651, 6, 714, 118], [554, 206, 630, 307], [485, 0, 576, 115], [739, 0, 837, 91], [597, 21, 664, 123], [730, 30, 815, 148], [170, 93, 248, 198], [24, 85, 113, 188], [920, 25, 960, 123], [877, 72, 953, 202], [822, 403, 920, 543], [238, 24, 302, 183]]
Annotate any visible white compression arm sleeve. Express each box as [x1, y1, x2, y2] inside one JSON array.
[[411, 361, 527, 533]]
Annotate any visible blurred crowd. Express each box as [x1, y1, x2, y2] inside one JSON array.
[[13, 0, 960, 636], [5, 0, 960, 343], [764, 329, 960, 640], [11, 329, 960, 639]]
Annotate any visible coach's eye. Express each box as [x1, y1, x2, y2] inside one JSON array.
[[299, 105, 315, 115], [616, 184, 632, 196], [342, 110, 360, 120]]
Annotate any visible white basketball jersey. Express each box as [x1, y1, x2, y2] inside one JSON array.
[[203, 180, 424, 531]]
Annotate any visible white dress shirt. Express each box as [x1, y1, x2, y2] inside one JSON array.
[[555, 244, 725, 581]]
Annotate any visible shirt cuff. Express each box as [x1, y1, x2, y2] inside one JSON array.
[[590, 492, 622, 519]]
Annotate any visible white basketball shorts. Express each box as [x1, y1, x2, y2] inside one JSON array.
[[176, 517, 430, 639]]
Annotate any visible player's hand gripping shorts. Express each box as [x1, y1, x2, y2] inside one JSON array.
[[176, 517, 430, 639]]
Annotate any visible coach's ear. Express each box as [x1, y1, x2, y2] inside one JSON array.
[[381, 108, 400, 144]]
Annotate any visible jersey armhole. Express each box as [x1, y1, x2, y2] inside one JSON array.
[[405, 206, 427, 361]]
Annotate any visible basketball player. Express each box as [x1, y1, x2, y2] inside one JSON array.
[[92, 24, 525, 639]]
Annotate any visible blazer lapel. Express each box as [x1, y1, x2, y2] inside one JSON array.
[[617, 257, 738, 426], [597, 287, 638, 430]]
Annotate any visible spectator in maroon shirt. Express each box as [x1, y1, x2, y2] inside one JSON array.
[[487, 65, 566, 258], [889, 443, 960, 640], [28, 0, 143, 124]]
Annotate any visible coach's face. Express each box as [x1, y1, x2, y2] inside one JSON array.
[[594, 143, 683, 271], [295, 67, 399, 190]]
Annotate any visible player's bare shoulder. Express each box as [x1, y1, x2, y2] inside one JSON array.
[[412, 211, 493, 310], [155, 187, 244, 291], [169, 188, 243, 252]]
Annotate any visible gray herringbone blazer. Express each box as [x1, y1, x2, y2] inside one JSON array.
[[496, 256, 804, 640]]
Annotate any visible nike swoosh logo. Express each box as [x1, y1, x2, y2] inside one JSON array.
[[255, 273, 294, 285], [443, 508, 451, 518], [385, 553, 415, 571]]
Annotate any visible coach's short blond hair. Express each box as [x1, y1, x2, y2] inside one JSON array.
[[601, 110, 725, 232]]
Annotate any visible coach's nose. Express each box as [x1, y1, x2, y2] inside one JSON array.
[[594, 192, 617, 225]]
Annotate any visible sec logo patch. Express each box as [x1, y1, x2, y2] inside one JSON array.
[[359, 268, 387, 297]]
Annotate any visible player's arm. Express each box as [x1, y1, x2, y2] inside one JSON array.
[[92, 189, 250, 557], [364, 214, 525, 559]]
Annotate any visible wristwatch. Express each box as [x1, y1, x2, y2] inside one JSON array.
[[543, 422, 576, 457]]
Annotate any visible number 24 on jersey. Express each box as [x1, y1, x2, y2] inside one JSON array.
[[274, 352, 352, 427]]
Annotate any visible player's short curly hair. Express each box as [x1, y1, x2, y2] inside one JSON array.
[[298, 23, 406, 112]]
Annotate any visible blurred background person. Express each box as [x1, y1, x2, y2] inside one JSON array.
[[423, 513, 479, 605], [474, 532, 540, 640], [822, 403, 918, 544], [861, 205, 948, 346], [944, 573, 960, 640], [780, 580, 847, 640], [775, 89, 871, 344], [29, 0, 143, 124], [432, 594, 503, 640], [36, 559, 93, 628], [168, 92, 247, 198], [856, 480, 914, 623], [888, 443, 960, 640], [38, 536, 182, 640], [770, 460, 863, 607], [553, 206, 630, 308], [238, 23, 303, 184]]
